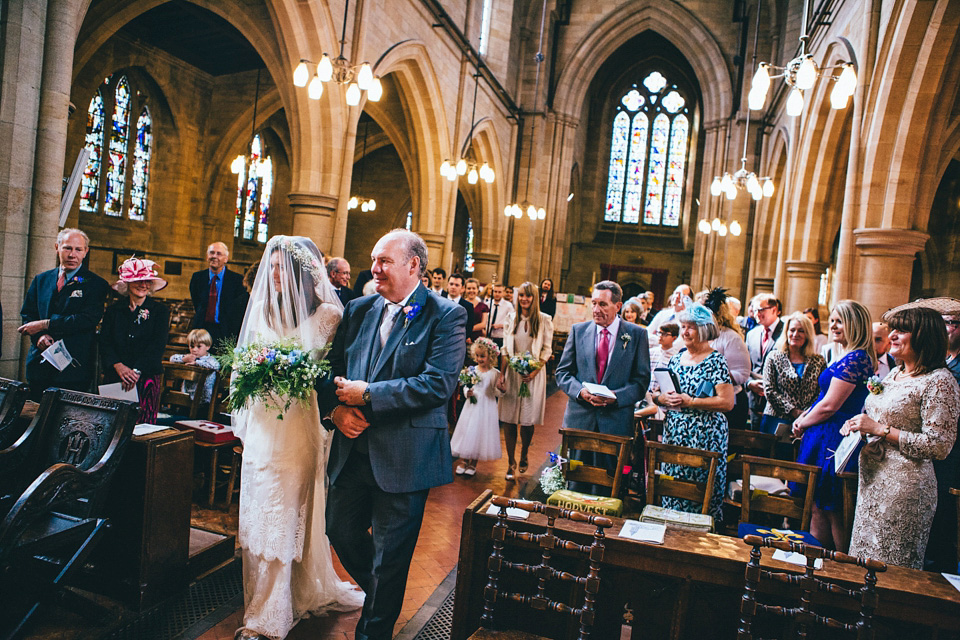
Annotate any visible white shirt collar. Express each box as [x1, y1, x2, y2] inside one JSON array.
[[384, 285, 417, 310], [596, 316, 620, 338], [449, 294, 461, 304]]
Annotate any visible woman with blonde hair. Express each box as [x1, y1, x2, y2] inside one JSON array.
[[761, 312, 827, 435], [792, 299, 876, 550], [498, 281, 554, 480], [702, 288, 751, 429]]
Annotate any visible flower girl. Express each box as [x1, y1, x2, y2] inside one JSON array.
[[451, 338, 504, 476]]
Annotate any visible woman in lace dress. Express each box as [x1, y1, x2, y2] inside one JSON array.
[[843, 307, 960, 568], [792, 300, 875, 551], [233, 237, 363, 640]]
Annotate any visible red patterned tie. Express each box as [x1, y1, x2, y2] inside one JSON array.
[[56, 269, 66, 292], [596, 328, 610, 382], [205, 276, 218, 323]]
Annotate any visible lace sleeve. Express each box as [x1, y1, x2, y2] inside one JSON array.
[[834, 349, 873, 384], [899, 370, 960, 460], [311, 303, 344, 357]]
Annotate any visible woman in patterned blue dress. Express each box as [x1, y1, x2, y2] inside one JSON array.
[[655, 304, 735, 521], [792, 300, 875, 551]]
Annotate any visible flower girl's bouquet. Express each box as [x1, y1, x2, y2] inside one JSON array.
[[459, 366, 481, 404], [508, 352, 544, 398], [217, 338, 330, 419]]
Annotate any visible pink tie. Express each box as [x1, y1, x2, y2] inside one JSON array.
[[56, 270, 66, 292], [596, 328, 610, 382], [762, 327, 771, 354]]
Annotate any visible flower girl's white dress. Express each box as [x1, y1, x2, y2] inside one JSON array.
[[450, 367, 503, 461]]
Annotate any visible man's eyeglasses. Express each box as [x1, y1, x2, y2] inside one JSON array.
[[757, 305, 778, 313]]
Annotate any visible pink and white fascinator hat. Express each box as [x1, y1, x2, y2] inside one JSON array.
[[113, 257, 168, 294]]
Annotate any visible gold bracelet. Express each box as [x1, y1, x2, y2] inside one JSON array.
[[881, 425, 891, 438]]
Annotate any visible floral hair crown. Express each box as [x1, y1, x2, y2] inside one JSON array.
[[473, 337, 500, 358], [277, 237, 323, 280]]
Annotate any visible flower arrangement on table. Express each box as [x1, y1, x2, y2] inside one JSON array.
[[216, 337, 330, 419], [508, 351, 544, 398], [459, 366, 481, 404]]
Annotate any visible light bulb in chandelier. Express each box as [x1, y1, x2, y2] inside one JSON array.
[[730, 220, 742, 236], [293, 61, 309, 87], [746, 173, 761, 193], [230, 155, 245, 174], [786, 87, 805, 116], [345, 83, 361, 106], [440, 160, 451, 178], [456, 159, 467, 176], [527, 204, 537, 220], [361, 201, 369, 212], [711, 218, 721, 231], [504, 205, 512, 218], [721, 173, 734, 193], [710, 176, 722, 197], [368, 199, 376, 211], [748, 87, 767, 111], [698, 219, 711, 234], [751, 187, 763, 201], [348, 196, 359, 210], [317, 55, 333, 82], [725, 185, 737, 200], [467, 168, 479, 184], [796, 56, 818, 91], [308, 76, 323, 100], [718, 223, 728, 237], [480, 163, 494, 183], [751, 64, 771, 95], [830, 81, 850, 110], [367, 77, 383, 102], [357, 63, 373, 91], [537, 207, 546, 220], [836, 64, 858, 96], [762, 179, 775, 197]]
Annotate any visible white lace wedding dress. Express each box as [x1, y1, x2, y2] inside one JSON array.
[[234, 302, 364, 639]]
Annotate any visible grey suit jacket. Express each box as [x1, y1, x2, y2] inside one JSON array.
[[319, 283, 467, 493], [746, 318, 784, 374], [555, 320, 651, 437]]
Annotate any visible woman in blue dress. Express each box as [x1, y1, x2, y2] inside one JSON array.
[[655, 304, 736, 521], [792, 299, 876, 551]]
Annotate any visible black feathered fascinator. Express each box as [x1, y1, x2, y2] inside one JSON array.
[[703, 287, 728, 315]]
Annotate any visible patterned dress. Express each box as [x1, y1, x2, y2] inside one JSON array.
[[662, 349, 732, 520], [849, 368, 960, 568], [794, 349, 872, 510]]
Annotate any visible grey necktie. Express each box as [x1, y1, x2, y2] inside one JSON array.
[[380, 303, 401, 347]]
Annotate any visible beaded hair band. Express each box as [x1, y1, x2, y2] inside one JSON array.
[[277, 238, 323, 280]]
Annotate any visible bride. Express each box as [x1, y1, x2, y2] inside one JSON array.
[[232, 236, 364, 640]]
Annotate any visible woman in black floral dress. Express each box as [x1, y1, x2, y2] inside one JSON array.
[[654, 303, 735, 520]]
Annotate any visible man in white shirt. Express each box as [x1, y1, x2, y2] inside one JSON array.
[[873, 322, 895, 378], [430, 267, 447, 296], [485, 283, 514, 347], [745, 293, 784, 429]]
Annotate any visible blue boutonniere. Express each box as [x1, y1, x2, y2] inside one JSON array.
[[403, 303, 422, 327], [620, 333, 631, 350]]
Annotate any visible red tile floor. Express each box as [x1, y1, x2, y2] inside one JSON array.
[[200, 390, 568, 640]]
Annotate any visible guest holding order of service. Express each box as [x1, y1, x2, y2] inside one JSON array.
[[653, 303, 735, 521], [842, 306, 960, 568], [99, 258, 170, 423], [791, 299, 875, 551], [760, 312, 827, 435], [498, 281, 553, 481]]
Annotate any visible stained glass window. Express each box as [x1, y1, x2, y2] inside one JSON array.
[[465, 218, 475, 272], [234, 134, 273, 243], [129, 107, 152, 221], [603, 112, 629, 222], [603, 71, 692, 227], [405, 211, 413, 230], [105, 76, 130, 217], [80, 74, 152, 220], [79, 89, 105, 212], [479, 0, 493, 55], [662, 114, 688, 226]]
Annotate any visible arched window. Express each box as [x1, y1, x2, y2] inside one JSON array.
[[80, 74, 153, 220], [604, 71, 690, 227], [478, 0, 493, 55], [464, 218, 475, 273], [233, 134, 273, 243]]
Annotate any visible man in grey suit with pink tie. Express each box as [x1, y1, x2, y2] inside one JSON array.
[[555, 281, 651, 492], [319, 229, 467, 640]]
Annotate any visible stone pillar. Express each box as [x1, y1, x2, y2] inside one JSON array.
[[853, 228, 929, 319], [0, 0, 48, 378], [289, 192, 338, 255], [784, 261, 828, 314], [472, 251, 500, 284], [419, 231, 447, 274]]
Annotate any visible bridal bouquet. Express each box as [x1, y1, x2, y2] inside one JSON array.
[[508, 352, 544, 398], [218, 338, 330, 419], [459, 366, 481, 404]]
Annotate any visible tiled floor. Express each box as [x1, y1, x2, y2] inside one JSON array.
[[200, 389, 568, 640]]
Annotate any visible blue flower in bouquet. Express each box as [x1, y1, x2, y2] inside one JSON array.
[[459, 365, 481, 404], [508, 351, 544, 398]]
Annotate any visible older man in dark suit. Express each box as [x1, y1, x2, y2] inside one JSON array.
[[19, 228, 110, 400], [327, 257, 357, 306], [319, 229, 466, 640], [189, 241, 246, 346], [556, 280, 651, 493]]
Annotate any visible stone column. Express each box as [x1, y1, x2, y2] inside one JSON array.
[[471, 251, 500, 284], [419, 231, 447, 274], [289, 192, 338, 255], [784, 260, 828, 313], [853, 228, 929, 319], [0, 0, 48, 378]]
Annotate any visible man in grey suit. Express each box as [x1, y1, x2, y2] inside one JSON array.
[[319, 229, 467, 640], [556, 281, 651, 492], [745, 293, 783, 429]]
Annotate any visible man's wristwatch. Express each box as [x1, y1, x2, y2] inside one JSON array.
[[362, 387, 371, 405]]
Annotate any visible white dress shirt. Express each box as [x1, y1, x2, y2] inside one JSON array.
[[594, 316, 621, 373]]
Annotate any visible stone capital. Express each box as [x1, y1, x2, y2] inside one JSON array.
[[287, 192, 338, 217], [784, 260, 829, 278], [853, 228, 929, 257]]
